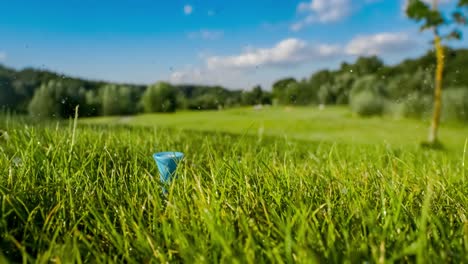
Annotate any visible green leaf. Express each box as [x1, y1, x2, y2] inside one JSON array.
[[443, 29, 463, 40], [406, 0, 432, 21], [406, 0, 445, 30], [452, 11, 467, 24], [458, 0, 468, 7]]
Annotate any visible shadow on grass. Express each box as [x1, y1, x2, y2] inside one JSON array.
[[420, 140, 446, 151]]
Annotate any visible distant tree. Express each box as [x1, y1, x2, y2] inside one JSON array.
[[0, 77, 18, 109], [101, 85, 119, 116], [242, 85, 264, 105], [58, 79, 87, 117], [28, 80, 63, 118], [353, 56, 384, 75], [141, 82, 177, 113], [402, 92, 434, 119], [272, 78, 318, 105], [406, 0, 468, 145], [310, 70, 335, 105], [101, 84, 134, 116], [83, 90, 101, 116], [350, 75, 386, 98], [261, 90, 273, 105], [317, 83, 333, 105], [118, 86, 133, 114], [288, 81, 316, 105], [325, 73, 356, 105], [251, 85, 263, 105], [441, 87, 468, 121], [224, 91, 243, 108], [386, 68, 433, 100], [272, 78, 297, 105], [175, 92, 189, 110], [188, 93, 220, 110]]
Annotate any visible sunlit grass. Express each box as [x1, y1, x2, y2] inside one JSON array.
[[0, 112, 467, 263], [83, 106, 468, 151]]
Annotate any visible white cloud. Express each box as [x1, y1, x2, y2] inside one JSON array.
[[291, 0, 388, 31], [345, 32, 416, 56], [205, 34, 414, 70], [188, 30, 224, 40], [169, 66, 249, 88], [0, 51, 6, 61], [170, 68, 204, 83], [292, 0, 351, 31], [206, 38, 341, 70], [168, 38, 340, 87], [184, 4, 193, 15], [169, 32, 419, 88]]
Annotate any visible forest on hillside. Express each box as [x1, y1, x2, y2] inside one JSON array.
[[1, 48, 467, 121]]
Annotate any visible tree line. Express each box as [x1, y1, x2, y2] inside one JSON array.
[[273, 48, 468, 122], [0, 65, 271, 117], [1, 48, 467, 121]]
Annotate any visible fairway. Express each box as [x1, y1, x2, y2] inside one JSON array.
[[84, 106, 468, 151], [1, 109, 467, 263]]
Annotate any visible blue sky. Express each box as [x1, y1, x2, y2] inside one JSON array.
[[0, 0, 466, 89]]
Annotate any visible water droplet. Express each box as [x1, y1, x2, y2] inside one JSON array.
[[13, 157, 23, 167]]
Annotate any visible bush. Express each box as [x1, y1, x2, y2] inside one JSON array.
[[401, 92, 432, 119], [350, 75, 386, 96], [350, 90, 385, 116], [386, 69, 433, 100], [442, 87, 468, 122], [188, 94, 220, 110], [348, 75, 387, 116]]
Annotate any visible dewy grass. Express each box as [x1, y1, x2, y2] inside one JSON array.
[[0, 117, 467, 263]]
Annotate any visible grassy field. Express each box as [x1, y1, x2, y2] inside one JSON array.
[[84, 106, 468, 151], [0, 107, 467, 263]]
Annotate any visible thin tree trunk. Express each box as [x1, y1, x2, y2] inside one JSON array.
[[428, 0, 444, 144]]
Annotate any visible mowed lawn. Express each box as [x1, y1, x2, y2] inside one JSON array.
[[84, 106, 468, 151]]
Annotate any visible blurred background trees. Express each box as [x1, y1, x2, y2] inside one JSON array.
[[1, 48, 468, 122], [141, 82, 177, 113]]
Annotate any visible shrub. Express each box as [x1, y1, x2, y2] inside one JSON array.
[[401, 92, 432, 119], [349, 75, 387, 116], [350, 90, 385, 116], [188, 94, 220, 110], [350, 75, 386, 98], [442, 87, 468, 122]]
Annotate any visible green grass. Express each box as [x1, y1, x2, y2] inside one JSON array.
[[1, 107, 467, 263], [84, 106, 468, 151]]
